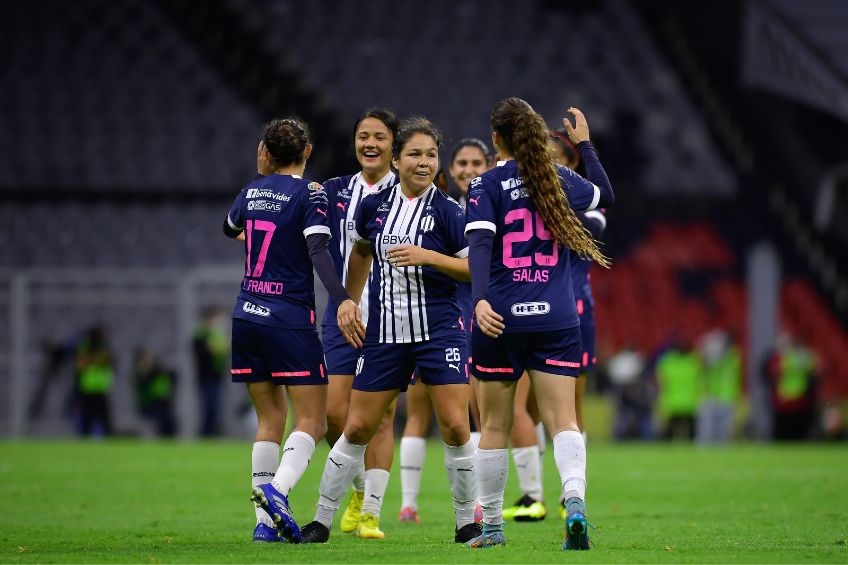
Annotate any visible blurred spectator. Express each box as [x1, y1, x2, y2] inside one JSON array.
[[193, 307, 229, 437], [607, 347, 654, 440], [134, 349, 176, 438], [696, 330, 743, 444], [74, 325, 114, 437], [763, 333, 818, 441], [656, 342, 703, 440]]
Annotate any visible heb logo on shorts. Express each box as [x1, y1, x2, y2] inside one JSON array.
[[511, 301, 551, 316], [243, 301, 271, 317]]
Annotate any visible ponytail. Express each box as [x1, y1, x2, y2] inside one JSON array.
[[492, 98, 609, 267]]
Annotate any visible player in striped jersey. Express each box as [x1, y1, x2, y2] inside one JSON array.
[[222, 118, 352, 543], [321, 109, 399, 538], [465, 99, 614, 550], [398, 138, 491, 524], [301, 118, 481, 544]]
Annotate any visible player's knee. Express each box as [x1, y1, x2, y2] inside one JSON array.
[[344, 417, 377, 445], [440, 419, 470, 446]]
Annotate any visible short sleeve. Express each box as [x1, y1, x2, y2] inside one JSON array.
[[226, 189, 247, 231], [442, 199, 468, 258], [353, 193, 378, 243], [464, 175, 498, 234], [558, 165, 601, 211], [301, 181, 331, 238]]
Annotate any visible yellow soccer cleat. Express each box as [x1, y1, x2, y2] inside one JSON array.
[[355, 513, 385, 539], [503, 494, 547, 522], [339, 490, 364, 533]]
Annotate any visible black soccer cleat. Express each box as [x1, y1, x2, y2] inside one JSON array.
[[300, 521, 331, 544], [455, 522, 483, 543]]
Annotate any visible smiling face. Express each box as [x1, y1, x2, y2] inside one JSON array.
[[355, 117, 393, 180], [393, 133, 439, 197], [449, 145, 488, 196]]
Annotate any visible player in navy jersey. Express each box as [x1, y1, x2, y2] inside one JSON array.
[[464, 98, 614, 550], [300, 118, 482, 545], [321, 109, 399, 539], [222, 118, 353, 543], [501, 129, 609, 524], [549, 127, 607, 442], [398, 137, 491, 524]]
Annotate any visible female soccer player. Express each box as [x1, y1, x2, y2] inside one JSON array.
[[465, 98, 614, 550], [398, 138, 490, 523], [501, 129, 608, 524], [321, 109, 399, 539], [300, 118, 482, 545], [223, 118, 352, 543], [548, 128, 607, 440]]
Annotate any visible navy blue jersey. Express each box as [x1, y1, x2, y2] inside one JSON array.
[[226, 174, 330, 328], [465, 160, 601, 332], [354, 184, 468, 343], [322, 171, 396, 326], [570, 210, 607, 315]]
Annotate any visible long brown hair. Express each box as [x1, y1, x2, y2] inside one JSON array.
[[491, 97, 609, 267]]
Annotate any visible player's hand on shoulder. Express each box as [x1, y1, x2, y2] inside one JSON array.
[[474, 299, 505, 338], [562, 107, 590, 144], [387, 245, 433, 268], [337, 299, 366, 348]]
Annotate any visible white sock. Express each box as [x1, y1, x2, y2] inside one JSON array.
[[444, 440, 478, 528], [476, 448, 508, 526], [582, 430, 588, 445], [400, 436, 426, 510], [252, 441, 279, 526], [361, 468, 390, 517], [469, 431, 481, 450], [314, 434, 366, 527], [553, 430, 586, 502], [271, 431, 315, 496], [512, 445, 543, 501], [351, 456, 366, 492]]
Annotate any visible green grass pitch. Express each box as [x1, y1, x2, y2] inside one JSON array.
[[1, 440, 846, 563]]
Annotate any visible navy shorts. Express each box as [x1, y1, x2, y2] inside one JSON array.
[[321, 322, 360, 375], [578, 313, 596, 371], [471, 326, 582, 381], [231, 319, 326, 385], [353, 334, 469, 393]]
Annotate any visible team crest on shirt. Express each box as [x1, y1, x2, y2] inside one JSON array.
[[308, 182, 324, 191], [470, 177, 482, 188], [419, 215, 435, 233]]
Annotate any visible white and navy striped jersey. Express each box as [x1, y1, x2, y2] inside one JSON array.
[[323, 171, 396, 326], [354, 185, 468, 344]]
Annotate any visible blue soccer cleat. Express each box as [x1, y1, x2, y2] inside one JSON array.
[[253, 523, 282, 542], [251, 484, 302, 543], [466, 529, 506, 548], [563, 510, 590, 550]]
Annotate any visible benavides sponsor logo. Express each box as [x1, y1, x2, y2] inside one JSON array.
[[511, 301, 550, 316], [242, 301, 271, 317], [246, 188, 290, 201]]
